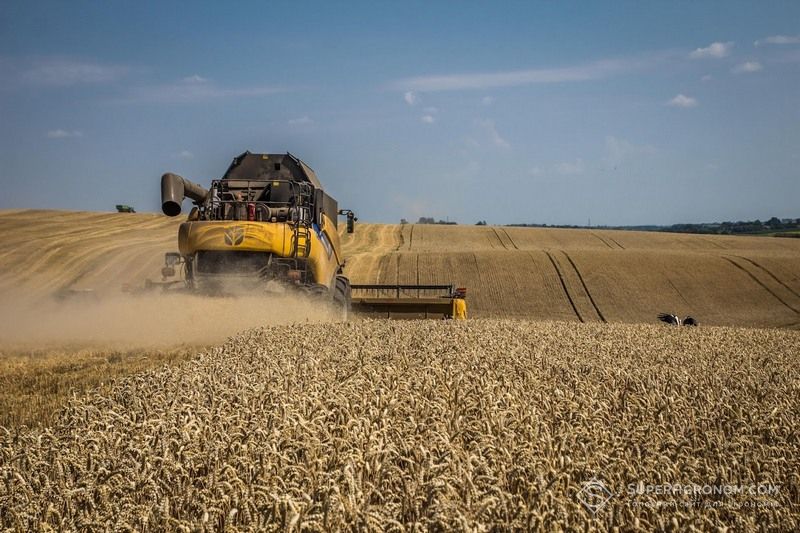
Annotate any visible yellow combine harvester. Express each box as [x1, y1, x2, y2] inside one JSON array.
[[156, 151, 464, 319]]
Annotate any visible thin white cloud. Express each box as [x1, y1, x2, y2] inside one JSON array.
[[481, 96, 495, 105], [667, 94, 698, 108], [46, 129, 83, 139], [701, 74, 713, 82], [288, 116, 313, 125], [403, 91, 418, 105], [555, 159, 584, 176], [604, 136, 656, 165], [755, 35, 800, 47], [175, 150, 194, 159], [390, 55, 657, 92], [120, 77, 284, 103], [423, 106, 438, 114], [529, 166, 543, 176], [478, 119, 510, 149], [182, 74, 208, 83], [420, 115, 435, 124], [689, 41, 733, 59], [732, 61, 762, 74], [22, 59, 128, 86]]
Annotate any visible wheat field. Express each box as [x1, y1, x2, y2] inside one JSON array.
[[2, 320, 798, 530]]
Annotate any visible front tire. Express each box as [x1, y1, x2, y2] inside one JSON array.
[[333, 276, 351, 321]]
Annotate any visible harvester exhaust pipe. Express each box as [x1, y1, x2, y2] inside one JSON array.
[[161, 173, 209, 216]]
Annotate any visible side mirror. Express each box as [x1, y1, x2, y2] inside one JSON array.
[[338, 209, 357, 234]]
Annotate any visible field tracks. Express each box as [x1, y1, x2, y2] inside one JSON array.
[[471, 252, 484, 289], [489, 227, 520, 250], [591, 232, 615, 249], [562, 252, 606, 322], [545, 251, 584, 322], [501, 228, 519, 249], [591, 232, 624, 250], [395, 253, 401, 283], [376, 254, 390, 284], [607, 236, 625, 249], [666, 278, 691, 306], [722, 256, 800, 314], [734, 255, 800, 300], [394, 226, 406, 251], [491, 227, 508, 249]]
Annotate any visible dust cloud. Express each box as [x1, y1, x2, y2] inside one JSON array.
[[0, 289, 338, 349]]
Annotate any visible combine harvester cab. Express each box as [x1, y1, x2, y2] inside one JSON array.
[[156, 151, 463, 319]]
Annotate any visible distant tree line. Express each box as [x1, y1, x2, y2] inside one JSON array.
[[507, 216, 800, 237], [508, 223, 587, 229], [397, 216, 800, 237], [401, 217, 458, 225], [638, 217, 800, 236]]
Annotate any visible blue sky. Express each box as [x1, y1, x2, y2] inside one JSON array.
[[1, 1, 798, 225]]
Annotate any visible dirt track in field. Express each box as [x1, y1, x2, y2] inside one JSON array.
[[2, 210, 800, 329]]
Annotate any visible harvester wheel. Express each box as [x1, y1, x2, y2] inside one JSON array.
[[333, 276, 352, 321]]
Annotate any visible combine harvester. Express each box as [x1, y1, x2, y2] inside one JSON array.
[[151, 151, 464, 319]]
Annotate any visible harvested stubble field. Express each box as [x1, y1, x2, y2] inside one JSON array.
[[340, 223, 800, 328], [0, 210, 177, 298], [2, 320, 799, 530]]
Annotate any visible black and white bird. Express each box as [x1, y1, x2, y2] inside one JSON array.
[[658, 313, 698, 326]]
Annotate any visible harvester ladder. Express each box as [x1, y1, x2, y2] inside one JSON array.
[[293, 223, 312, 258], [291, 183, 314, 259]]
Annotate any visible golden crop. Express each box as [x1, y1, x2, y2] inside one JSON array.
[[0, 344, 204, 428], [2, 320, 798, 531]]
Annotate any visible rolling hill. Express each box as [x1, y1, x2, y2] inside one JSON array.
[[2, 209, 799, 328], [340, 223, 800, 327]]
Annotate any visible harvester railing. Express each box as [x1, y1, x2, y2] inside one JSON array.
[[204, 179, 314, 223], [350, 284, 454, 299]]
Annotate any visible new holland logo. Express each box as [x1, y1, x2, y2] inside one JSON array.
[[223, 226, 245, 246]]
